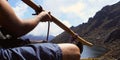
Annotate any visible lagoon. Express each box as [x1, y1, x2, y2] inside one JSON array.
[[81, 45, 108, 58]]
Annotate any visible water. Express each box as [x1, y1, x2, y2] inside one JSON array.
[[81, 45, 108, 58]]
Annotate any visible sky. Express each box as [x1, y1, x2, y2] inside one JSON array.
[[8, 0, 119, 36]]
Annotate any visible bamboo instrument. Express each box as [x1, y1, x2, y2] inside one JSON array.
[[22, 0, 93, 46]]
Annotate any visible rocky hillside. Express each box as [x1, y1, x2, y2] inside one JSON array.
[[51, 1, 120, 60]]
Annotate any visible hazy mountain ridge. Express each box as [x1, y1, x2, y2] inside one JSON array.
[[22, 34, 54, 41], [51, 1, 120, 59]]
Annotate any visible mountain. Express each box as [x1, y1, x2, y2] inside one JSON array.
[[51, 1, 120, 60], [22, 34, 54, 41]]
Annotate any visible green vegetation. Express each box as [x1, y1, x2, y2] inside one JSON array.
[[81, 58, 100, 60]]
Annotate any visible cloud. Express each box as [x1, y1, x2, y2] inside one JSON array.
[[49, 20, 71, 36], [12, 1, 28, 18], [27, 20, 71, 36], [27, 23, 48, 36], [60, 2, 85, 13], [62, 20, 71, 27], [27, 22, 62, 36], [60, 2, 90, 23], [59, 0, 120, 24], [49, 23, 63, 36], [11, 0, 119, 36]]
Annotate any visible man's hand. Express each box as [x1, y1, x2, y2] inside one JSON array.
[[37, 11, 52, 22]]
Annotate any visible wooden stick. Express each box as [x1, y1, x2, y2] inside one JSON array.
[[22, 0, 93, 46]]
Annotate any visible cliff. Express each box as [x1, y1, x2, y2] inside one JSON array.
[[51, 1, 120, 60]]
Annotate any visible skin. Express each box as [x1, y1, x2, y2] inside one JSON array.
[[0, 0, 81, 60], [58, 43, 80, 60], [0, 0, 51, 37]]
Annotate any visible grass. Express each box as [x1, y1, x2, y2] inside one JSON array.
[[81, 58, 100, 60]]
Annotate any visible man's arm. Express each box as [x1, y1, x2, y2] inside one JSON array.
[[0, 0, 51, 37]]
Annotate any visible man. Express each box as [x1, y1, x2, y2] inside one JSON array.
[[0, 0, 81, 60]]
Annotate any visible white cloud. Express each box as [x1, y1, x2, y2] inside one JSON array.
[[27, 0, 120, 36], [60, 2, 89, 23], [27, 20, 71, 36], [10, 0, 119, 36], [12, 1, 28, 18], [62, 20, 71, 27], [60, 2, 85, 13], [59, 0, 120, 24], [28, 23, 48, 36], [49, 23, 63, 36], [49, 20, 71, 36], [27, 22, 62, 36]]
